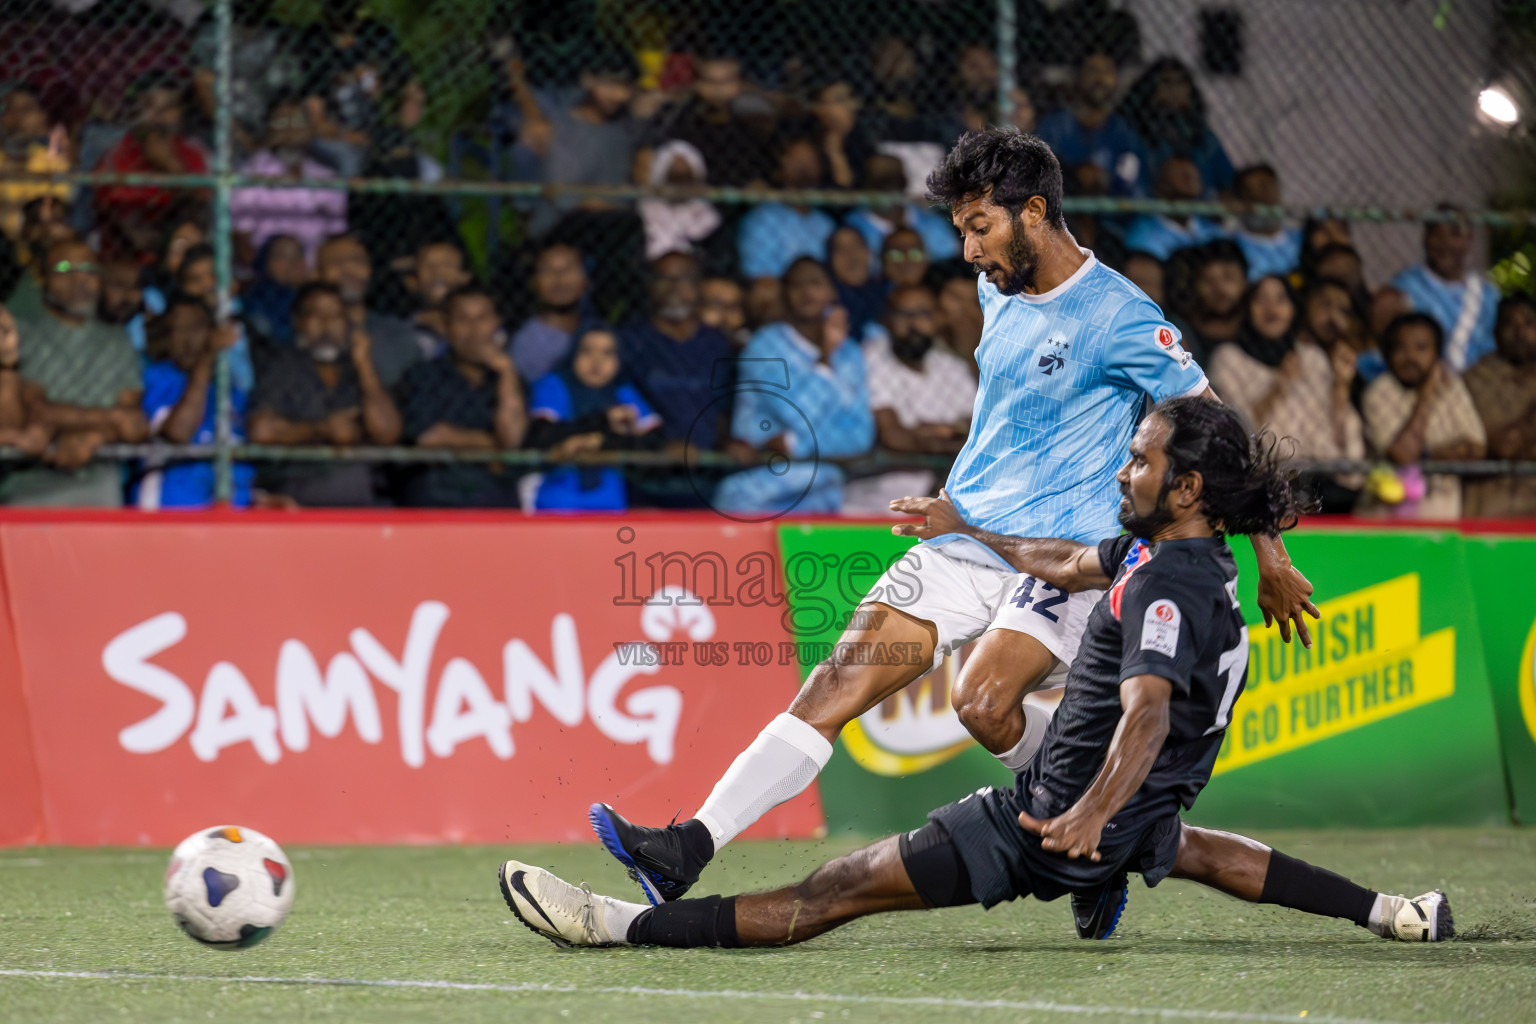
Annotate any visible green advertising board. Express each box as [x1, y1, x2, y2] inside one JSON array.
[[778, 523, 1513, 836], [1461, 534, 1536, 823], [1196, 528, 1506, 828]]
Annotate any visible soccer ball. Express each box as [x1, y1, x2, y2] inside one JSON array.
[[163, 825, 295, 949]]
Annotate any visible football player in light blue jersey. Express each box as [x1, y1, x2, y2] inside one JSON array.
[[587, 129, 1320, 927]]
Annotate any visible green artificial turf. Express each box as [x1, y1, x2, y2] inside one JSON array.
[[2, 829, 1534, 1023]]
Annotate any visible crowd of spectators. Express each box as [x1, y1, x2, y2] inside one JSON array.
[[0, 0, 1530, 518]]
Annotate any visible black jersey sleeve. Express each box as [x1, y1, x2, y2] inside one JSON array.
[[1115, 569, 1202, 697], [1097, 534, 1135, 581]]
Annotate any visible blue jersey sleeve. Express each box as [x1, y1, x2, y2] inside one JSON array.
[[1101, 298, 1209, 402]]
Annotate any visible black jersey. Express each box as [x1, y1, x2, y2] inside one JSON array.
[[1018, 534, 1249, 838]]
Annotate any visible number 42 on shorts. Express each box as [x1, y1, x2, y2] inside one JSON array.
[[1011, 577, 1069, 622]]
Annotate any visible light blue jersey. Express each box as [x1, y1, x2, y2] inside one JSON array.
[[1390, 264, 1499, 372], [934, 253, 1208, 567]]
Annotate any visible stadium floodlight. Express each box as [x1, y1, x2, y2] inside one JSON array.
[[1478, 85, 1519, 126]]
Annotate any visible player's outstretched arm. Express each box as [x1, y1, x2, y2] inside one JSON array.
[[890, 493, 1112, 592], [1018, 674, 1172, 861], [1197, 384, 1321, 648]]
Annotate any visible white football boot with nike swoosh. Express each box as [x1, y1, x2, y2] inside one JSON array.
[[498, 860, 637, 948]]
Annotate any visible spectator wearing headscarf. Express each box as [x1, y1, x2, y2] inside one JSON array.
[[637, 140, 721, 262], [241, 234, 308, 346], [1209, 275, 1365, 512], [527, 325, 662, 511]]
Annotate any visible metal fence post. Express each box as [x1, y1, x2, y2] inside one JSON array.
[[212, 0, 234, 504], [997, 0, 1017, 121]]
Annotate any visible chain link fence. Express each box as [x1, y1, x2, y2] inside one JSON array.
[[0, 0, 1533, 516]]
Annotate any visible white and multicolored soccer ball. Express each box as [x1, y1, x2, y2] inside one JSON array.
[[163, 825, 295, 949]]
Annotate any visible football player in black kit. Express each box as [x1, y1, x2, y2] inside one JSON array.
[[497, 397, 1454, 949]]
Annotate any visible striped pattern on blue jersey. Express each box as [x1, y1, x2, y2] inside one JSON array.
[[936, 253, 1208, 558]]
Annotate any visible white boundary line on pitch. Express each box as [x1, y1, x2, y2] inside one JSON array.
[[0, 969, 1448, 1024]]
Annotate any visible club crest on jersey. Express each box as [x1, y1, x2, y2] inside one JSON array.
[[1038, 335, 1069, 375], [1109, 539, 1152, 619], [1154, 325, 1192, 369]]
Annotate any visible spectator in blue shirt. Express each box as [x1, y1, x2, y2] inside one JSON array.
[[737, 133, 836, 288], [827, 226, 886, 340], [1035, 51, 1150, 197], [1391, 207, 1500, 372], [1229, 164, 1301, 281], [619, 250, 734, 452], [173, 243, 256, 395], [528, 325, 662, 512], [844, 154, 960, 271], [1120, 58, 1234, 194], [1123, 157, 1223, 260], [135, 295, 255, 509], [715, 257, 874, 516]]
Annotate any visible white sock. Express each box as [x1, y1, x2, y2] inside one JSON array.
[[694, 713, 834, 851], [593, 895, 648, 945], [994, 701, 1054, 774], [1366, 893, 1389, 936]]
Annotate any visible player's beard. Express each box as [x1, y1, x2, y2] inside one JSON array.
[[980, 218, 1039, 295], [1118, 478, 1178, 538]]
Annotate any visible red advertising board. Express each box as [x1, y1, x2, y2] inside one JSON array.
[[0, 514, 819, 845]]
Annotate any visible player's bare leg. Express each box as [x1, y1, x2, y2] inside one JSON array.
[[500, 835, 929, 949], [590, 602, 939, 903], [784, 602, 939, 738], [949, 627, 1056, 760], [1169, 824, 1453, 941]]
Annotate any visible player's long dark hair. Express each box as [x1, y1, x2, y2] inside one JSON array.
[[1155, 397, 1315, 537], [925, 127, 1066, 229]]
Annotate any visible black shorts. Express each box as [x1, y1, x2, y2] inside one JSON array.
[[899, 786, 1183, 909]]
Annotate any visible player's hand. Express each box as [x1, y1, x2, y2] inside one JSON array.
[[1018, 805, 1107, 862], [890, 489, 968, 540], [1256, 560, 1320, 647]]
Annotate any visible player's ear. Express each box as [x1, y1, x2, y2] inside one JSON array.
[[1023, 194, 1048, 228], [1173, 470, 1204, 512]]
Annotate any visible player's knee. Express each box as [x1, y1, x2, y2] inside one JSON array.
[[951, 671, 1021, 749]]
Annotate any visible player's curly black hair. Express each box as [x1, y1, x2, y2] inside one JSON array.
[[925, 127, 1066, 229], [1154, 396, 1316, 537]]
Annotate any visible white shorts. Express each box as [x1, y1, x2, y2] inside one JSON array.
[[866, 540, 1102, 688]]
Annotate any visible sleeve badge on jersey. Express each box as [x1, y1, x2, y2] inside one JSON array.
[[1154, 325, 1192, 370], [1140, 599, 1182, 657]]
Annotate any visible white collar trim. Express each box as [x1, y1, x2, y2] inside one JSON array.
[[1015, 248, 1098, 304]]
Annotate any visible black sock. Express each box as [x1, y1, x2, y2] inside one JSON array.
[[1259, 848, 1377, 926], [678, 818, 715, 868], [627, 895, 740, 947]]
